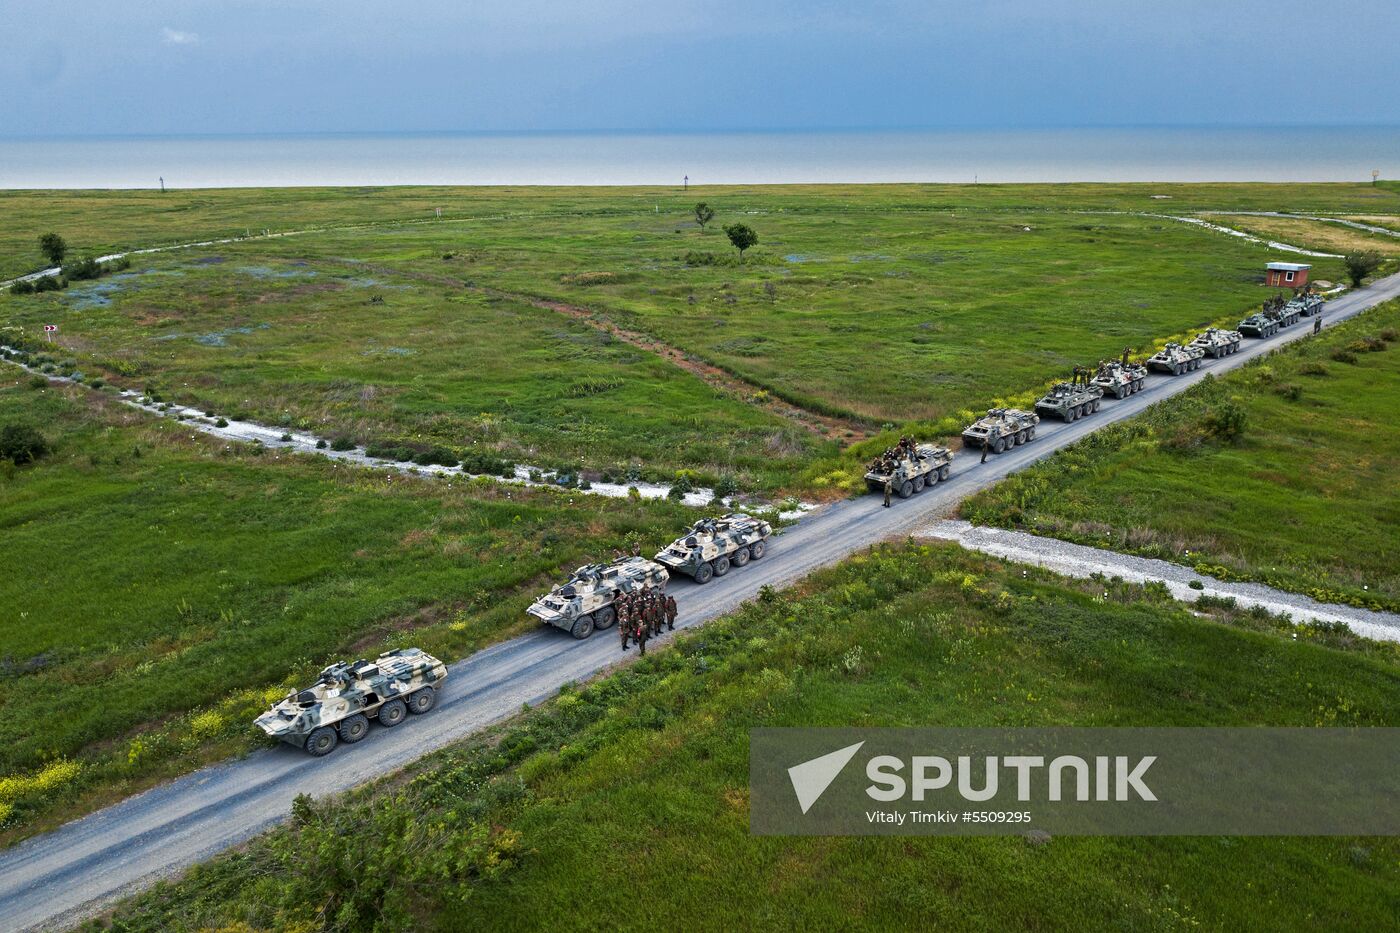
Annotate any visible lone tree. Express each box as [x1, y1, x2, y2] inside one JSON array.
[[1343, 251, 1383, 287], [724, 222, 758, 259], [694, 202, 715, 230], [38, 233, 67, 267]]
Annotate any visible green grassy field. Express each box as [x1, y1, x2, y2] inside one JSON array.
[[0, 375, 697, 839], [963, 299, 1400, 613], [8, 183, 1392, 495], [96, 542, 1400, 932], [1, 253, 822, 491], [3, 182, 1397, 282]]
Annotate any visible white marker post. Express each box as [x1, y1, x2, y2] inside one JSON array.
[[44, 324, 58, 343]]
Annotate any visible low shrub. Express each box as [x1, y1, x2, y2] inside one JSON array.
[[61, 257, 102, 281], [329, 437, 355, 452], [0, 422, 51, 464]]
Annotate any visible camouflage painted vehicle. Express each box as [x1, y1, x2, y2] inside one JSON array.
[[1189, 327, 1243, 359], [655, 513, 772, 584], [1034, 369, 1103, 422], [1240, 295, 1298, 337], [863, 442, 954, 499], [1286, 293, 1325, 317], [255, 647, 448, 757], [962, 408, 1039, 454], [1237, 310, 1281, 338], [1145, 342, 1205, 375], [1091, 359, 1147, 400], [527, 556, 668, 639]]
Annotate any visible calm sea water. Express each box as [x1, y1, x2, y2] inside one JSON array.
[[0, 127, 1395, 189]]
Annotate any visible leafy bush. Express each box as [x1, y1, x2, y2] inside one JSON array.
[[1203, 401, 1247, 442], [61, 257, 102, 281], [0, 422, 51, 464], [1274, 383, 1302, 402], [32, 275, 63, 293], [413, 447, 459, 468], [9, 279, 35, 295], [315, 439, 327, 449], [460, 451, 515, 477], [329, 437, 355, 452], [27, 376, 48, 390]]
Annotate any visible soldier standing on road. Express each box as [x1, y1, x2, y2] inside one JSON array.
[[665, 594, 677, 631], [1314, 316, 1323, 335], [649, 594, 662, 637], [882, 477, 893, 508], [618, 600, 631, 651], [980, 440, 989, 464], [635, 615, 649, 655]]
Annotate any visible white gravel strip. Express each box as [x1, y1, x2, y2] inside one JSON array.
[[0, 347, 815, 519], [921, 520, 1400, 643]]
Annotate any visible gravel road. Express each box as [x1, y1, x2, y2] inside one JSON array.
[[4, 271, 1399, 931], [924, 520, 1400, 642]]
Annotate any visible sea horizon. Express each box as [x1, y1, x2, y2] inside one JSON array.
[[1, 125, 1396, 190]]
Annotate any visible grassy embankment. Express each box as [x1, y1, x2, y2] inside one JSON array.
[[96, 541, 1400, 932], [1214, 214, 1400, 258], [0, 376, 697, 842], [9, 183, 1393, 493], [963, 299, 1400, 614]]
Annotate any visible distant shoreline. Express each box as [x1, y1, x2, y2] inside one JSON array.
[[1, 126, 1395, 190]]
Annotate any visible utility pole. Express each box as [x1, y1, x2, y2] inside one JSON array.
[[684, 174, 688, 191], [1373, 170, 1381, 186], [159, 176, 165, 193]]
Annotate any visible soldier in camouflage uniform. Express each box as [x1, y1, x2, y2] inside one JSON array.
[[635, 613, 650, 656], [665, 594, 677, 631], [618, 597, 631, 651]]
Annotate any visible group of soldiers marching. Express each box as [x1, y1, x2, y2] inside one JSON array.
[[617, 586, 678, 655]]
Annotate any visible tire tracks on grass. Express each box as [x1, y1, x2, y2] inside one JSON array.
[[318, 257, 873, 444]]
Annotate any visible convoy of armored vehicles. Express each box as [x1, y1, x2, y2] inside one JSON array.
[[864, 441, 954, 497], [528, 556, 669, 639], [256, 648, 448, 756], [257, 287, 1331, 754], [1146, 341, 1206, 375], [655, 513, 772, 584], [1189, 327, 1243, 358], [962, 408, 1040, 453]]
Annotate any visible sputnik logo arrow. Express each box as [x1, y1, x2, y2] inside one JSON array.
[[787, 741, 865, 814]]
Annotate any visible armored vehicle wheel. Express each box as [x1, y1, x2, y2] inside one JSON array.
[[714, 555, 732, 577], [595, 606, 616, 629], [1066, 407, 1076, 422], [338, 714, 370, 744], [694, 562, 714, 584], [938, 465, 950, 480], [305, 726, 338, 757], [407, 686, 436, 714], [1172, 363, 1182, 376], [570, 615, 595, 639], [913, 475, 926, 492], [898, 480, 914, 499], [732, 547, 751, 567], [1114, 388, 1126, 400], [992, 438, 1005, 453], [1092, 399, 1100, 412], [378, 698, 407, 728], [749, 541, 766, 560]]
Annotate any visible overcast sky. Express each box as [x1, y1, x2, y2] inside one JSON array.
[[5, 1, 1399, 138]]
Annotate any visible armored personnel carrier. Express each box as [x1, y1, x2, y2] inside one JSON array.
[[1034, 369, 1103, 422], [864, 441, 954, 499], [1091, 358, 1147, 400], [655, 513, 772, 584], [1189, 327, 1243, 359], [1237, 310, 1280, 338], [528, 556, 668, 639], [255, 647, 448, 757], [962, 408, 1039, 454], [1286, 293, 1324, 318], [1145, 342, 1205, 375]]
